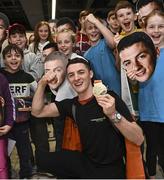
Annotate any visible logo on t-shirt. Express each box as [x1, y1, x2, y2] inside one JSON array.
[[90, 116, 106, 122], [9, 83, 30, 97]]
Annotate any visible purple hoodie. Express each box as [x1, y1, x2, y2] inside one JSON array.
[[0, 73, 15, 127]]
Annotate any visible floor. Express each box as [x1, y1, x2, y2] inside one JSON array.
[[10, 123, 56, 179], [10, 124, 164, 179]]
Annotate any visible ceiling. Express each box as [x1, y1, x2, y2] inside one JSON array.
[[0, 0, 137, 31]]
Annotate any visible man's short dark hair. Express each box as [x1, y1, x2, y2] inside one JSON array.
[[43, 42, 58, 51], [137, 0, 164, 11], [66, 57, 91, 70], [117, 31, 157, 64], [66, 58, 94, 85], [56, 17, 76, 33]]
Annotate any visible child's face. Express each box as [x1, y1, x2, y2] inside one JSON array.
[[42, 47, 55, 62], [119, 42, 155, 82], [85, 21, 101, 45], [38, 24, 49, 42], [56, 32, 74, 56], [9, 33, 27, 49], [116, 8, 136, 33], [4, 49, 22, 73], [44, 60, 65, 90], [145, 15, 164, 48], [107, 14, 120, 29]]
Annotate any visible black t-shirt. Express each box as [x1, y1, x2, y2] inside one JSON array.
[[0, 69, 35, 123], [0, 69, 34, 84], [55, 91, 132, 165]]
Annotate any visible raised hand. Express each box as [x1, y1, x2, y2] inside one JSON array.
[[96, 94, 116, 119], [39, 70, 57, 86], [85, 13, 97, 24], [114, 32, 121, 45], [126, 69, 137, 81]]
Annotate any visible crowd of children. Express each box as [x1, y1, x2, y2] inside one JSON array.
[[0, 0, 163, 178]]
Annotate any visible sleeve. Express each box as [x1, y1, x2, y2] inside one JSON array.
[[28, 43, 34, 53], [109, 91, 133, 122], [28, 53, 44, 81], [55, 99, 73, 118], [84, 50, 90, 61], [30, 80, 37, 94], [2, 75, 15, 126]]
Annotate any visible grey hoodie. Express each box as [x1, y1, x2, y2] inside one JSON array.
[[23, 49, 44, 81]]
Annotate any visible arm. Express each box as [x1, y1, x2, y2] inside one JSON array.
[[31, 71, 60, 118], [29, 54, 44, 81], [96, 94, 144, 146], [28, 43, 34, 53], [113, 119, 143, 146], [85, 14, 116, 49], [114, 32, 122, 46], [0, 125, 12, 136], [0, 75, 14, 136], [2, 76, 15, 127], [30, 80, 38, 93]]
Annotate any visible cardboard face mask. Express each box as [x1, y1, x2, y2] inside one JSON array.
[[120, 42, 156, 83]]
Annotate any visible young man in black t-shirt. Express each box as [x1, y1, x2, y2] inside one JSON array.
[[32, 57, 144, 178]]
